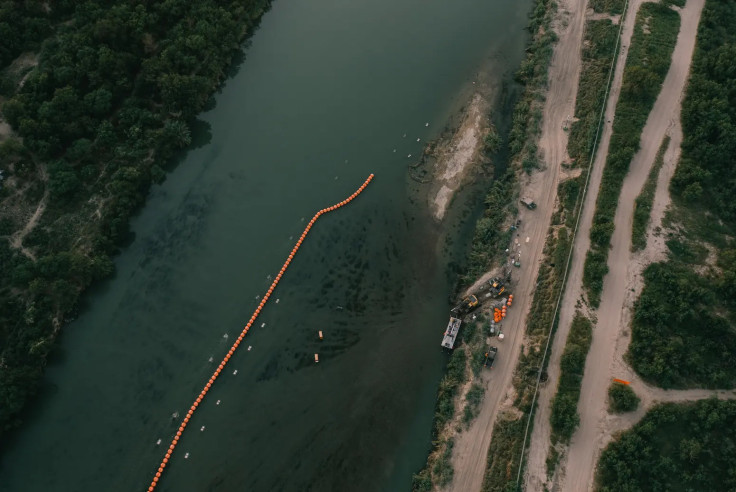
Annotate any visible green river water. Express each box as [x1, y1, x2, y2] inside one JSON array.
[[0, 0, 532, 490]]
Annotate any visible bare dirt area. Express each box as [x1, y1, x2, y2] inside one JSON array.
[[523, 0, 646, 488], [557, 1, 708, 490], [427, 93, 490, 220], [445, 0, 590, 490]]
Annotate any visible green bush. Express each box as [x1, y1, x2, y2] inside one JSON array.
[[597, 399, 736, 491], [550, 313, 592, 442], [589, 0, 626, 15], [607, 383, 639, 413]]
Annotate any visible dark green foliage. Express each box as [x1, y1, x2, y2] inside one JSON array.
[[0, 0, 273, 438], [0, 1, 54, 69], [589, 0, 626, 15], [629, 261, 736, 388], [462, 382, 485, 425], [434, 349, 467, 437], [583, 4, 681, 306], [550, 314, 592, 442], [607, 382, 639, 413], [632, 137, 669, 251], [597, 399, 736, 491], [672, 0, 736, 223]]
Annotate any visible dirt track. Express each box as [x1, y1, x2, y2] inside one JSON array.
[[559, 1, 706, 490], [523, 0, 642, 487], [445, 0, 589, 490]]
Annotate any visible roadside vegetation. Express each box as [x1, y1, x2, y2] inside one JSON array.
[[596, 399, 736, 491], [631, 136, 669, 251], [582, 3, 681, 307], [549, 313, 592, 441], [590, 0, 626, 15], [607, 382, 639, 413], [0, 0, 272, 438], [414, 0, 562, 489], [481, 7, 623, 490], [627, 0, 736, 390]]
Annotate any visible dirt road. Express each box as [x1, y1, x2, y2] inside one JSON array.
[[560, 1, 705, 490], [446, 0, 589, 490], [523, 0, 644, 487]]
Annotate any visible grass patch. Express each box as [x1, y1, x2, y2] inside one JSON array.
[[607, 382, 639, 413], [631, 136, 669, 251], [546, 445, 560, 479], [597, 399, 736, 491], [462, 382, 485, 426], [550, 313, 593, 442], [583, 3, 681, 307], [589, 0, 626, 15]]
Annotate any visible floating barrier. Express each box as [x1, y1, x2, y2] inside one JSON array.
[[147, 174, 375, 491]]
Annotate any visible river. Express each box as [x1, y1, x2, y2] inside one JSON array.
[[0, 0, 532, 490]]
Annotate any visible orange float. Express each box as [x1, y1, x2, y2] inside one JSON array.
[[148, 174, 374, 490]]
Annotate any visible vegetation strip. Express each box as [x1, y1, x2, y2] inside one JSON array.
[[549, 313, 592, 442], [0, 0, 273, 437], [631, 136, 669, 251], [582, 3, 681, 307]]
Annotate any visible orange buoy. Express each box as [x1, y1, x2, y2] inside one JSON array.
[[318, 330, 324, 340], [148, 175, 374, 491]]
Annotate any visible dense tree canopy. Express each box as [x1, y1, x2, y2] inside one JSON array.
[[0, 0, 271, 437], [597, 399, 736, 491]]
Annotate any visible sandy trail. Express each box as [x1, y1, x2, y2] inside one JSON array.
[[9, 164, 48, 261], [523, 0, 644, 488], [560, 1, 705, 490], [445, 0, 588, 490]]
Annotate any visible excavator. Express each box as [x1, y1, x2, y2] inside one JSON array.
[[451, 294, 479, 316], [488, 277, 506, 297]]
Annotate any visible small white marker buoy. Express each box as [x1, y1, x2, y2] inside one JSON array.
[[223, 333, 228, 339], [156, 439, 162, 445], [184, 452, 190, 459], [208, 356, 213, 362], [216, 400, 221, 405], [393, 149, 396, 153], [408, 154, 412, 158], [261, 322, 266, 328], [275, 298, 280, 303], [425, 122, 429, 127], [200, 426, 205, 432], [416, 138, 420, 142], [233, 369, 238, 375], [248, 346, 252, 351]]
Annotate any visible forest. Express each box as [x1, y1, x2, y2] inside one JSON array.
[[0, 0, 272, 437], [597, 399, 736, 491]]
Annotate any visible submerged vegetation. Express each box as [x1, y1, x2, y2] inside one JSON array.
[[583, 3, 681, 306], [597, 399, 736, 491], [0, 0, 272, 437]]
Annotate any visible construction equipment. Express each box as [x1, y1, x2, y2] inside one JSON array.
[[451, 295, 479, 316], [488, 277, 506, 297], [484, 346, 498, 368], [520, 197, 537, 209]]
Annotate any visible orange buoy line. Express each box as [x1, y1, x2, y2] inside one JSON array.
[[147, 174, 375, 491]]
